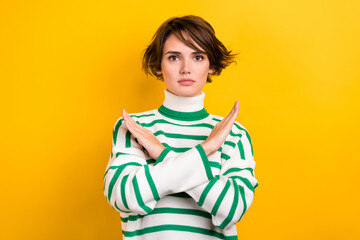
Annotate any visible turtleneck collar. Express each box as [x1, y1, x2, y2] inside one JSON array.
[[158, 89, 209, 121]]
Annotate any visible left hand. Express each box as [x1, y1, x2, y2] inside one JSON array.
[[201, 101, 239, 156], [122, 109, 165, 160]]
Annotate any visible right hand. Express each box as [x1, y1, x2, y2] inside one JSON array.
[[122, 109, 165, 160], [201, 101, 239, 156]]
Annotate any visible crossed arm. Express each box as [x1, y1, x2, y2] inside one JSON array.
[[121, 101, 240, 160], [103, 101, 258, 229]]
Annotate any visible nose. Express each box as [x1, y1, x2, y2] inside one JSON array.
[[180, 58, 191, 74]]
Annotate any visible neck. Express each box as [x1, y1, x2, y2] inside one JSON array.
[[158, 89, 209, 121]]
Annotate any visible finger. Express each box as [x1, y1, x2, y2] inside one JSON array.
[[123, 110, 136, 125], [123, 110, 132, 126], [221, 101, 238, 125], [222, 101, 239, 129], [123, 110, 138, 135], [228, 101, 239, 123], [122, 110, 133, 131], [230, 101, 239, 121], [124, 111, 148, 134], [123, 110, 148, 137], [219, 106, 235, 125], [226, 101, 238, 118]]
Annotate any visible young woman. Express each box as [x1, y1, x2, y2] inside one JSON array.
[[104, 15, 258, 240]]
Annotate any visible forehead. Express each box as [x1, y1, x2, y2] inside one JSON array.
[[163, 33, 205, 53]]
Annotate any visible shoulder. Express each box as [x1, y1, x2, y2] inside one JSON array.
[[233, 121, 253, 150], [233, 121, 251, 137]]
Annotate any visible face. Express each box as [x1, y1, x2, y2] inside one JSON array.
[[156, 33, 213, 97]]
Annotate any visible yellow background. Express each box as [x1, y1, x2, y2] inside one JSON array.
[[1, 0, 359, 239]]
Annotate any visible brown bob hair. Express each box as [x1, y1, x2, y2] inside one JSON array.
[[142, 15, 237, 83]]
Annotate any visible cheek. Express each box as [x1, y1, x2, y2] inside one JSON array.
[[163, 65, 179, 79], [200, 65, 210, 76]]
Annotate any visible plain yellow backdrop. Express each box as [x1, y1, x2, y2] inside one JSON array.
[[1, 0, 359, 239]]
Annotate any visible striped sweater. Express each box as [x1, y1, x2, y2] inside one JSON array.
[[103, 89, 258, 240]]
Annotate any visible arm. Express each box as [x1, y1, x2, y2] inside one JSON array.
[[186, 125, 258, 230], [103, 117, 214, 215]]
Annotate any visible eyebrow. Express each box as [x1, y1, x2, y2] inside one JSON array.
[[164, 51, 206, 55]]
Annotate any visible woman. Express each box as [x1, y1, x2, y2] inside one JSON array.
[[104, 15, 258, 240]]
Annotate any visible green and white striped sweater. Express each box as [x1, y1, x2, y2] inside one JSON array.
[[103, 89, 258, 240]]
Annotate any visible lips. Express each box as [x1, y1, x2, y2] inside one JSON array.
[[178, 78, 195, 86]]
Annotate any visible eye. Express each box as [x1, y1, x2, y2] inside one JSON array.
[[194, 55, 205, 61], [168, 55, 179, 61]]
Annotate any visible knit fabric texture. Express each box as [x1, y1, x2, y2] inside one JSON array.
[[103, 89, 258, 240]]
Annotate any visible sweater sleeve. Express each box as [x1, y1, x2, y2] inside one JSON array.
[[185, 124, 258, 230], [103, 117, 214, 215]]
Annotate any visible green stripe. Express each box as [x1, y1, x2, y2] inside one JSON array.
[[211, 180, 231, 216], [113, 113, 154, 146], [122, 224, 237, 239], [158, 105, 209, 121], [115, 151, 132, 158], [234, 122, 253, 156], [198, 176, 219, 206], [154, 148, 171, 165], [209, 161, 221, 169], [113, 118, 124, 146], [120, 175, 130, 210], [238, 184, 247, 221], [140, 119, 215, 129], [107, 162, 142, 201], [125, 130, 131, 148], [161, 143, 223, 154], [221, 153, 230, 160], [154, 130, 208, 140], [144, 165, 160, 201], [224, 141, 236, 148], [103, 152, 146, 178], [103, 165, 121, 179], [113, 116, 155, 147], [121, 207, 211, 222], [132, 176, 152, 213], [211, 119, 253, 157], [129, 113, 155, 118], [229, 131, 242, 138], [229, 176, 254, 193], [237, 140, 245, 160], [195, 144, 214, 180], [219, 179, 239, 229], [114, 200, 131, 213], [223, 167, 254, 177], [161, 143, 191, 153], [121, 214, 139, 222]]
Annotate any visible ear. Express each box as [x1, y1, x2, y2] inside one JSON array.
[[156, 70, 162, 75], [208, 68, 214, 74]]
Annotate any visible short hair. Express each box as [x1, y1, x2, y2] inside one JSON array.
[[142, 15, 237, 83]]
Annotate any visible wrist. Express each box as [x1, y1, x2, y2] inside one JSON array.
[[154, 145, 166, 159], [200, 141, 214, 156]]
